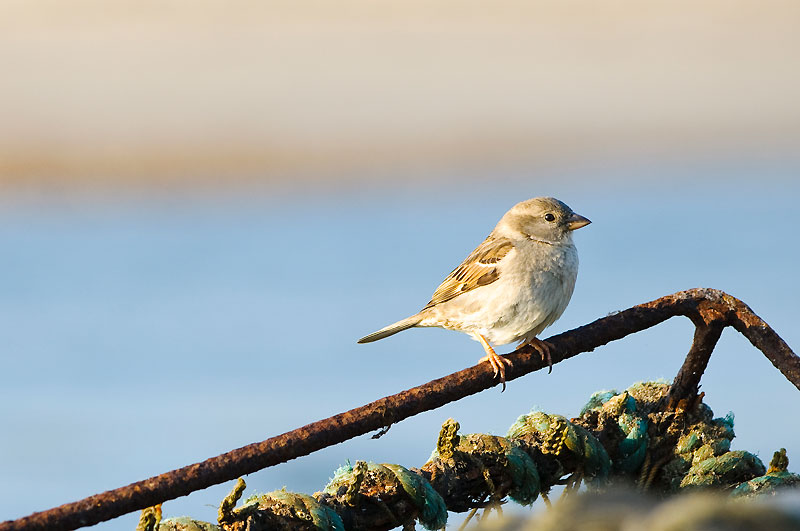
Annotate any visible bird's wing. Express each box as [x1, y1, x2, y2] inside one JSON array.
[[422, 236, 514, 310]]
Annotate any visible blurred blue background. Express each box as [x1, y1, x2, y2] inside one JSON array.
[[2, 1, 800, 529], [1, 160, 798, 529]]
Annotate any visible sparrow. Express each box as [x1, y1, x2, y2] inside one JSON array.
[[357, 197, 590, 388]]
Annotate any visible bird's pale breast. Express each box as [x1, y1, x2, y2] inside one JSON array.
[[420, 241, 578, 345]]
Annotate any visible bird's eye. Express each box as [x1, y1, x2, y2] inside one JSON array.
[[544, 213, 556, 222]]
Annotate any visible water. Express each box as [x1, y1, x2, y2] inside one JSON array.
[[1, 162, 798, 529]]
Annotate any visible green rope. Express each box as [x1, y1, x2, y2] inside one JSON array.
[[508, 410, 610, 484], [731, 448, 800, 497], [154, 381, 798, 530], [157, 517, 219, 531], [325, 461, 447, 530], [257, 488, 345, 531], [505, 445, 541, 505], [383, 463, 448, 530]]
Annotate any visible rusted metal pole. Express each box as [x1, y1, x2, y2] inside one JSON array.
[[2, 288, 797, 531], [666, 319, 726, 406]]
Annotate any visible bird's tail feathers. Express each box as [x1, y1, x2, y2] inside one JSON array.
[[357, 314, 422, 343]]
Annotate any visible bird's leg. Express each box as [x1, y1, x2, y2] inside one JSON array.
[[519, 337, 553, 374], [475, 333, 513, 390]]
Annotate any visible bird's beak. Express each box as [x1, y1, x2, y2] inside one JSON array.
[[566, 213, 591, 231]]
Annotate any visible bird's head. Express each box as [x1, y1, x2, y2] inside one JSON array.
[[496, 197, 591, 244]]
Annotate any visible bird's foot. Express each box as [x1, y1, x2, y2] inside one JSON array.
[[520, 338, 553, 373], [478, 350, 514, 380], [475, 334, 513, 391]]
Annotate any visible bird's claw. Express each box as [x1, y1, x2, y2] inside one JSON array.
[[474, 333, 513, 391], [525, 338, 553, 373], [478, 350, 513, 392], [478, 351, 514, 376]]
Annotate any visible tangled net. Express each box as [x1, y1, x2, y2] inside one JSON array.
[[139, 381, 800, 531]]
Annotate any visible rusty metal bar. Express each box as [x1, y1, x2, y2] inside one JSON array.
[[666, 320, 726, 406], [2, 288, 797, 531]]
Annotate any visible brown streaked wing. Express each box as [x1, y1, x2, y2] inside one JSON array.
[[422, 236, 514, 310]]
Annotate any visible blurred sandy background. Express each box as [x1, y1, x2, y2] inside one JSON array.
[[2, 0, 799, 192]]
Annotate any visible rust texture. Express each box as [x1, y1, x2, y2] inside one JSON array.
[[2, 288, 797, 531], [665, 320, 725, 407]]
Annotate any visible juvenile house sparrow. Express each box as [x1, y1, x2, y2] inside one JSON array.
[[358, 197, 590, 387]]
